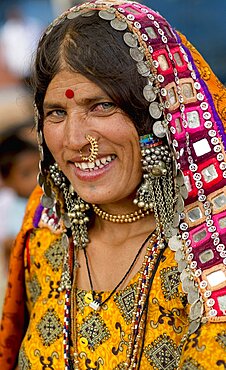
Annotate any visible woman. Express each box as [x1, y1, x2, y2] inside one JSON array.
[[0, 1, 226, 369]]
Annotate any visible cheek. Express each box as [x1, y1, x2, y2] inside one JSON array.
[[43, 125, 62, 156]]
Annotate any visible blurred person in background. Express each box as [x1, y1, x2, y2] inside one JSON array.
[[0, 130, 39, 316], [0, 5, 43, 84]]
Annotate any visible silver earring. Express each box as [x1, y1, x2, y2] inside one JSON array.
[[49, 162, 90, 250], [134, 133, 175, 240]]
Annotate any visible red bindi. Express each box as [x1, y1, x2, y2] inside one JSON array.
[[65, 89, 74, 99]]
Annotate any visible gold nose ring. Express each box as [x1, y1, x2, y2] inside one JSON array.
[[79, 135, 99, 162]]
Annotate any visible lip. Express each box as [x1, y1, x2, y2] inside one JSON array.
[[69, 156, 116, 181]]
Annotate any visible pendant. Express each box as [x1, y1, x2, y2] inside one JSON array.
[[89, 300, 100, 311]]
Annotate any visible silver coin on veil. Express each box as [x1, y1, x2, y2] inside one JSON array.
[[190, 299, 203, 321], [188, 319, 201, 335], [149, 102, 162, 119], [152, 120, 166, 138], [130, 47, 144, 62], [110, 18, 127, 31], [82, 10, 96, 17], [137, 61, 150, 77], [67, 11, 80, 19], [99, 10, 115, 20], [187, 288, 200, 304], [123, 32, 138, 47], [143, 84, 156, 102]]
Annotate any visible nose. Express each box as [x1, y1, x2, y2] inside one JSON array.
[[63, 110, 89, 152]]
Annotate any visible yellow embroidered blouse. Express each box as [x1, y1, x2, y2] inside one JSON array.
[[16, 191, 225, 370]]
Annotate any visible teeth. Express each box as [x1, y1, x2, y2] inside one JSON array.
[[74, 155, 115, 171], [88, 162, 95, 169], [100, 158, 107, 165], [81, 162, 89, 170]]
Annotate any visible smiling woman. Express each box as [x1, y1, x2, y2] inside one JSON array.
[[0, 1, 226, 370]]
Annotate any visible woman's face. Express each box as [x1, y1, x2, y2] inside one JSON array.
[[43, 70, 143, 205]]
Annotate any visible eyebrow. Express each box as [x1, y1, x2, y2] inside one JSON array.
[[43, 95, 110, 110], [43, 102, 65, 110]]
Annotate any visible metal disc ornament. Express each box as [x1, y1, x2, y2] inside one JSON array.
[[188, 288, 200, 304], [82, 10, 96, 17], [41, 194, 54, 208], [67, 11, 80, 19], [173, 212, 180, 227], [123, 32, 138, 47], [152, 120, 166, 138], [62, 233, 69, 248], [168, 235, 182, 251], [143, 84, 156, 102], [178, 259, 187, 272], [180, 184, 188, 199], [99, 10, 115, 20], [176, 169, 185, 186], [137, 61, 150, 77], [130, 47, 144, 62], [190, 299, 203, 321], [37, 172, 45, 187], [175, 194, 184, 213], [188, 319, 201, 335], [149, 102, 162, 119], [182, 277, 195, 293], [61, 214, 71, 228], [42, 182, 52, 198], [110, 18, 127, 31]]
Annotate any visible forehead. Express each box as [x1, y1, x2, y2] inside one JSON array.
[[45, 70, 107, 100]]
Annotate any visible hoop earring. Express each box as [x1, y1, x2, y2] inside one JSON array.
[[79, 135, 98, 162]]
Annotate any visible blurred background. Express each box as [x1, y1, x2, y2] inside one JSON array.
[[0, 0, 225, 315]]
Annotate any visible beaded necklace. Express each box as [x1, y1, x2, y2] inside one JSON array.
[[66, 232, 164, 369], [83, 231, 155, 310]]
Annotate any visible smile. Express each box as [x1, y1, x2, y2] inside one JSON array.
[[74, 155, 116, 171]]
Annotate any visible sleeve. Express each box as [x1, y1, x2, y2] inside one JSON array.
[[0, 186, 43, 370]]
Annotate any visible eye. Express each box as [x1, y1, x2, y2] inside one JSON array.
[[48, 109, 66, 117], [92, 102, 116, 112], [44, 109, 66, 123]]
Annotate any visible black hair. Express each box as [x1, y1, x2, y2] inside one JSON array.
[[31, 12, 154, 133]]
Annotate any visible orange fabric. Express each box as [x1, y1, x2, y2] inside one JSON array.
[[0, 186, 42, 369]]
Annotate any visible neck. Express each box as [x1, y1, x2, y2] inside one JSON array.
[[90, 205, 156, 247]]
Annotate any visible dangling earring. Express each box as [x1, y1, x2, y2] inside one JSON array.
[[49, 162, 90, 250], [133, 133, 175, 240]]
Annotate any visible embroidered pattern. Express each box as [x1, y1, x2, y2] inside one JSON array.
[[160, 266, 180, 301], [79, 312, 111, 350], [36, 308, 63, 346], [27, 273, 42, 304], [44, 238, 64, 271], [215, 330, 226, 349], [114, 283, 137, 324], [181, 357, 205, 370], [18, 346, 31, 370], [144, 333, 179, 369]]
